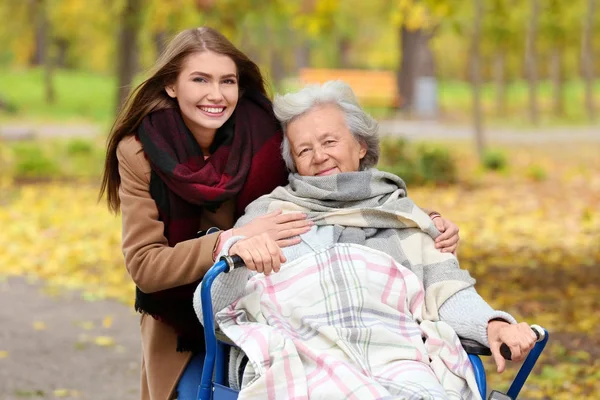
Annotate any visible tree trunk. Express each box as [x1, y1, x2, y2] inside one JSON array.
[[398, 26, 434, 112], [33, 0, 55, 104], [338, 36, 352, 68], [494, 50, 507, 117], [31, 0, 46, 66], [269, 46, 286, 90], [582, 0, 596, 120], [525, 0, 540, 124], [398, 26, 420, 111], [154, 31, 167, 58], [116, 0, 142, 113], [550, 46, 564, 116], [55, 38, 69, 68], [294, 41, 311, 71], [471, 0, 485, 160]]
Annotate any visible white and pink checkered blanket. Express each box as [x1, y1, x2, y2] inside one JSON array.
[[216, 243, 481, 399]]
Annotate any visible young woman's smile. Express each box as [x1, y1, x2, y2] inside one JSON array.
[[166, 51, 239, 152]]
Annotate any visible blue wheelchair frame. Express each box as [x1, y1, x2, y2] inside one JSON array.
[[198, 258, 549, 400]]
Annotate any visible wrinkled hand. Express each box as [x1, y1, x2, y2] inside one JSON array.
[[229, 233, 285, 275], [432, 216, 459, 254], [234, 209, 313, 248], [487, 321, 537, 373]]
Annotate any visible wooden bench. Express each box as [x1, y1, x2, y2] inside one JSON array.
[[298, 68, 402, 109]]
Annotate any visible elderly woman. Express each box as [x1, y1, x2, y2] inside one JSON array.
[[194, 81, 536, 399]]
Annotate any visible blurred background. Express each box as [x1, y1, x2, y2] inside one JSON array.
[[0, 0, 598, 399]]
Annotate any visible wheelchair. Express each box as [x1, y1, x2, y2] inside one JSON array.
[[198, 256, 549, 400]]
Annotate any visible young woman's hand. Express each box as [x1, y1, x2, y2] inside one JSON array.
[[233, 209, 313, 248], [229, 233, 285, 275], [432, 216, 459, 254], [487, 320, 537, 373]]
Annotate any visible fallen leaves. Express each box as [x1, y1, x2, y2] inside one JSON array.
[[53, 388, 81, 398], [93, 336, 116, 347], [32, 321, 47, 331]]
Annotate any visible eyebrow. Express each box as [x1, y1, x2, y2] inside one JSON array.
[[293, 132, 336, 151], [189, 71, 237, 79]]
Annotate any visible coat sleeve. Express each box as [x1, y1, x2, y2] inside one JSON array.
[[117, 137, 222, 293]]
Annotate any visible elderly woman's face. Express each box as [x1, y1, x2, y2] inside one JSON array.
[[287, 104, 367, 176]]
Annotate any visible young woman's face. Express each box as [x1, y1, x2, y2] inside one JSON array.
[[166, 51, 239, 137]]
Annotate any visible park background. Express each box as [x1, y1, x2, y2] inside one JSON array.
[[0, 0, 598, 399]]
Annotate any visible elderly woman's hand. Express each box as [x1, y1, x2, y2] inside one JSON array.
[[229, 233, 285, 275], [487, 321, 537, 373], [431, 215, 459, 254]]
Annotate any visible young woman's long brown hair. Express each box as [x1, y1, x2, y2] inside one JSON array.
[[99, 27, 267, 213]]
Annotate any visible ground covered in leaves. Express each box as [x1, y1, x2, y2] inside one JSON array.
[[1, 142, 599, 399]]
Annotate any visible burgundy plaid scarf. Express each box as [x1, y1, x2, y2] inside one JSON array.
[[135, 91, 288, 352]]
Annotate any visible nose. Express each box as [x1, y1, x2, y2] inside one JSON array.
[[312, 147, 328, 164], [206, 82, 224, 102]]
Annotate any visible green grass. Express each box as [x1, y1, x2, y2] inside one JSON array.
[[0, 67, 115, 124], [437, 79, 600, 128], [0, 66, 597, 129], [2, 137, 107, 181]]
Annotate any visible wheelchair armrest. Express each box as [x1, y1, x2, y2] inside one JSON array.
[[460, 337, 492, 356]]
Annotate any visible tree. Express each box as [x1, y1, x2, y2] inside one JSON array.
[[471, 0, 485, 160], [525, 0, 540, 124], [116, 0, 143, 112], [391, 1, 441, 112], [582, 0, 596, 120], [33, 0, 55, 104], [485, 0, 515, 118], [539, 0, 572, 117]]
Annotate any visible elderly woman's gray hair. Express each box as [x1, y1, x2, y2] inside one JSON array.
[[273, 80, 380, 172]]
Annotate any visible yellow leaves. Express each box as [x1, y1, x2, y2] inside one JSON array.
[[391, 0, 438, 30], [0, 184, 132, 305], [404, 3, 428, 31], [102, 315, 113, 329], [33, 321, 47, 331], [53, 388, 80, 398], [93, 336, 116, 347], [0, 350, 8, 359], [75, 320, 95, 330]]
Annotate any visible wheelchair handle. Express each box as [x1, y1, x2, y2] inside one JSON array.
[[500, 324, 546, 360], [219, 255, 245, 272]]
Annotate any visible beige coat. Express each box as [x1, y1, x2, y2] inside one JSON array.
[[117, 136, 236, 399]]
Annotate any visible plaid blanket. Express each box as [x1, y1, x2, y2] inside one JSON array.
[[216, 243, 480, 399]]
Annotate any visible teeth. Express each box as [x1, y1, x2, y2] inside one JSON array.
[[200, 107, 225, 114]]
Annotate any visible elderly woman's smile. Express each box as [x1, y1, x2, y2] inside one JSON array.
[[286, 103, 368, 177]]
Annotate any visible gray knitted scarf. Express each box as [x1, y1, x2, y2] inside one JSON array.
[[235, 168, 475, 319]]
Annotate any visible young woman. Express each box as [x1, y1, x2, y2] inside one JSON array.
[[100, 27, 460, 400]]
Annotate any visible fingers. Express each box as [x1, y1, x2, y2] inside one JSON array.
[[495, 323, 537, 367], [435, 222, 459, 252], [265, 237, 282, 274], [445, 244, 458, 254], [274, 212, 307, 224], [246, 245, 266, 274], [435, 236, 459, 252], [490, 342, 506, 374], [228, 235, 285, 275], [229, 242, 258, 273], [263, 209, 283, 218], [276, 237, 302, 248], [433, 217, 445, 232], [511, 322, 537, 362], [277, 225, 313, 240]]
